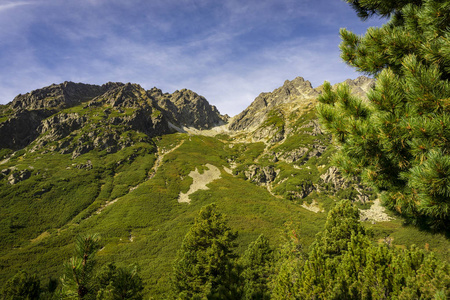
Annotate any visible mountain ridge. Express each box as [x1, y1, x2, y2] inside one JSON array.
[[2, 75, 446, 299]]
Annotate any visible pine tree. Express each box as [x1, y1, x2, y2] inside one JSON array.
[[95, 263, 144, 300], [271, 200, 450, 298], [317, 0, 450, 229], [61, 233, 101, 299], [299, 200, 367, 299], [1, 270, 41, 300], [239, 234, 274, 300], [270, 224, 305, 300], [171, 203, 238, 299]]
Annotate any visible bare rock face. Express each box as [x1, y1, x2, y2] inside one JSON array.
[[11, 81, 123, 111], [320, 166, 351, 190], [0, 81, 226, 155], [0, 82, 123, 151], [30, 83, 172, 157], [243, 165, 279, 186], [341, 76, 376, 100], [0, 109, 53, 150], [229, 77, 318, 131], [229, 76, 375, 133], [150, 88, 226, 129]]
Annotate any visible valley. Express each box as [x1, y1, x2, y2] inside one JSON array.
[[0, 77, 449, 298]]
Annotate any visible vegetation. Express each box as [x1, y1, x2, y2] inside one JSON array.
[[271, 200, 450, 299], [1, 124, 449, 298], [239, 234, 274, 300], [1, 14, 450, 295], [1, 270, 41, 300], [171, 203, 238, 299], [317, 0, 450, 229], [61, 234, 101, 298]]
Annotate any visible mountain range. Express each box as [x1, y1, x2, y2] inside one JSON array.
[[1, 76, 448, 297]]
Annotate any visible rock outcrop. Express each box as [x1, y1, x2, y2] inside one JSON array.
[[0, 81, 226, 155], [11, 81, 123, 111], [229, 77, 318, 131], [150, 88, 226, 129], [0, 109, 54, 150], [229, 76, 375, 133]]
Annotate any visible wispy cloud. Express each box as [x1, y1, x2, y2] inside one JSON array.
[[0, 1, 34, 12], [0, 0, 385, 115]]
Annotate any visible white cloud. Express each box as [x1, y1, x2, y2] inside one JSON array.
[[0, 0, 384, 117], [0, 1, 33, 12]]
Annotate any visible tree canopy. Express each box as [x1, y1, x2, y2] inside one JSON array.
[[171, 203, 238, 299], [317, 0, 450, 229]]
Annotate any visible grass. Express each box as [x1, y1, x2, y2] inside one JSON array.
[[0, 122, 449, 298]]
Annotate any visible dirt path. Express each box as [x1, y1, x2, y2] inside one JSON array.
[[86, 139, 186, 219], [178, 164, 221, 204], [149, 139, 185, 179]]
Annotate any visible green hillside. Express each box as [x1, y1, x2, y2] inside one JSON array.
[[1, 100, 449, 298]]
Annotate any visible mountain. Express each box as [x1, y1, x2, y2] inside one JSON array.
[[229, 76, 374, 132], [0, 77, 448, 298], [0, 82, 225, 157]]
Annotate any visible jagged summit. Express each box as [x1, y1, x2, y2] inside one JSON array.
[[0, 81, 226, 153], [0, 76, 375, 153], [152, 88, 226, 130], [228, 77, 319, 131], [10, 81, 123, 111], [229, 76, 375, 132]]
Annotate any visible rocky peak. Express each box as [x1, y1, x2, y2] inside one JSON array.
[[153, 88, 225, 129], [229, 75, 375, 132], [10, 81, 123, 111], [229, 77, 319, 131], [88, 83, 151, 108], [340, 76, 375, 100]]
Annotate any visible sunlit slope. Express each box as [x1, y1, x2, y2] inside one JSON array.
[[0, 133, 327, 297]]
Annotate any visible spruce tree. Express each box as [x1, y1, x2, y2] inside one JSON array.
[[171, 203, 238, 299], [94, 263, 144, 300], [317, 0, 450, 229]]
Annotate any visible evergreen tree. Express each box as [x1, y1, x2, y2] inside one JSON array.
[[61, 233, 101, 299], [317, 0, 450, 228], [1, 270, 41, 300], [271, 200, 450, 298], [239, 234, 274, 300], [94, 263, 144, 300], [171, 203, 238, 299], [299, 200, 367, 299], [270, 224, 305, 300]]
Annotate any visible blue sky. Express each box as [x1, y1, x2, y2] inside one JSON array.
[[0, 0, 385, 116]]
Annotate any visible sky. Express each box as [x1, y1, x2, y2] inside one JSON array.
[[0, 0, 385, 116]]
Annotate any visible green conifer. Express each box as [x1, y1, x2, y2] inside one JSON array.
[[1, 270, 41, 300], [61, 233, 101, 299], [95, 263, 144, 300], [240, 234, 274, 300], [317, 0, 450, 228], [271, 200, 450, 298], [171, 203, 238, 299]]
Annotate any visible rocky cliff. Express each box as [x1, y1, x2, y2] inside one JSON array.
[[149, 88, 226, 129], [229, 77, 319, 131], [229, 76, 375, 133], [10, 81, 123, 111], [225, 75, 376, 204], [0, 81, 225, 154]]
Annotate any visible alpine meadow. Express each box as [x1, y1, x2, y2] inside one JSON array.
[[1, 0, 450, 299]]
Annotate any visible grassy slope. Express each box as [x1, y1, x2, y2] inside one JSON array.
[[1, 129, 449, 298]]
